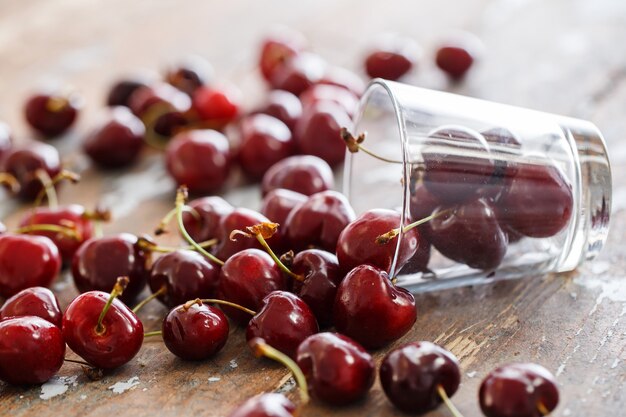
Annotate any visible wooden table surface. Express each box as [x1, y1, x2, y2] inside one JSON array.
[[1, 0, 625, 416]]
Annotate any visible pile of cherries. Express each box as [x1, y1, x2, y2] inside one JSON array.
[[0, 26, 561, 417]]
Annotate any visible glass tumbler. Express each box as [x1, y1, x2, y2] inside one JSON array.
[[343, 79, 611, 292]]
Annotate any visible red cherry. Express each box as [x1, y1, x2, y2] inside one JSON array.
[[129, 82, 191, 118], [0, 234, 61, 298], [258, 27, 307, 82], [334, 264, 416, 349], [270, 53, 327, 96], [261, 155, 334, 197], [481, 128, 521, 189], [364, 34, 421, 80], [2, 141, 61, 201], [479, 363, 559, 417], [379, 341, 461, 413], [260, 189, 307, 253], [246, 291, 318, 359], [24, 92, 80, 137], [192, 85, 241, 127], [398, 232, 431, 274], [182, 196, 234, 243], [165, 129, 232, 195], [106, 77, 151, 107], [84, 107, 145, 169], [0, 121, 13, 160], [256, 90, 302, 132], [435, 33, 483, 80], [317, 66, 366, 98], [227, 393, 296, 417], [0, 287, 62, 327], [409, 178, 443, 221], [299, 84, 359, 117], [63, 290, 144, 369], [164, 55, 213, 95], [213, 208, 273, 261], [162, 301, 229, 361], [238, 114, 294, 180], [0, 316, 65, 385]]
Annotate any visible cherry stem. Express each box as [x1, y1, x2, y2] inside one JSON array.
[[14, 223, 81, 240], [198, 298, 256, 316], [46, 96, 69, 113], [137, 236, 218, 254], [249, 338, 309, 406], [144, 331, 163, 338], [156, 206, 200, 235], [175, 187, 225, 266], [64, 357, 93, 367], [132, 285, 167, 313], [33, 169, 81, 209], [436, 385, 464, 417], [96, 277, 129, 334], [340, 128, 404, 165], [537, 401, 551, 416], [0, 173, 20, 193], [376, 208, 454, 245]]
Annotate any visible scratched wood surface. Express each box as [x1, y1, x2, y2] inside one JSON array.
[[0, 0, 625, 416]]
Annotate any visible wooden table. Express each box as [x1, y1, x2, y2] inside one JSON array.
[[1, 0, 625, 416]]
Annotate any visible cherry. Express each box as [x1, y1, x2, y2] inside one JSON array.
[[0, 121, 12, 160], [2, 141, 61, 201], [398, 231, 431, 274], [481, 127, 521, 185], [259, 26, 307, 82], [63, 278, 144, 369], [318, 66, 366, 98], [181, 196, 234, 243], [260, 189, 307, 252], [435, 32, 483, 80], [334, 264, 416, 349], [285, 190, 356, 253], [129, 82, 191, 118], [164, 55, 213, 95], [294, 101, 350, 167], [71, 233, 150, 304], [214, 208, 273, 261], [299, 84, 359, 117], [0, 316, 65, 385], [165, 129, 232, 195], [217, 249, 287, 325], [0, 234, 61, 298], [227, 393, 296, 417], [479, 363, 559, 417], [495, 162, 573, 238], [270, 52, 327, 96], [161, 299, 229, 361], [106, 76, 151, 107], [409, 179, 442, 222], [364, 34, 421, 80], [149, 250, 220, 308], [336, 209, 419, 274], [296, 332, 374, 405], [192, 85, 241, 128], [380, 341, 462, 414], [24, 92, 80, 137], [261, 155, 334, 197], [83, 106, 145, 169], [237, 114, 294, 180], [0, 287, 62, 327], [256, 90, 302, 132]]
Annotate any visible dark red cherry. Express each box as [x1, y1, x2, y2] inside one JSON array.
[[270, 52, 327, 96], [296, 332, 374, 405], [285, 190, 356, 253], [149, 250, 220, 308], [162, 301, 229, 360], [2, 141, 61, 201], [256, 90, 302, 132], [71, 233, 150, 304], [318, 66, 366, 98], [0, 287, 62, 327], [0, 234, 61, 298], [481, 128, 521, 183], [165, 129, 232, 195], [246, 291, 318, 359], [334, 264, 416, 349], [107, 76, 151, 107], [261, 155, 334, 197], [398, 232, 431, 274], [336, 209, 419, 274], [182, 196, 234, 243], [217, 249, 287, 325], [24, 92, 80, 137], [228, 393, 296, 417], [63, 291, 144, 369], [0, 316, 65, 385], [129, 82, 191, 118], [479, 363, 559, 417], [192, 85, 241, 128], [426, 199, 507, 271], [259, 26, 307, 82], [164, 55, 213, 95], [495, 162, 573, 238], [294, 102, 350, 167], [380, 341, 461, 413], [0, 121, 12, 160], [409, 179, 442, 221], [435, 33, 483, 80], [213, 208, 273, 261], [364, 35, 421, 80], [238, 114, 294, 180], [84, 107, 145, 169], [260, 189, 307, 253], [299, 84, 359, 117]]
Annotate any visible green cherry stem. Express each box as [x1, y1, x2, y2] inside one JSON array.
[[0, 173, 20, 193], [144, 331, 163, 338], [198, 298, 256, 316], [95, 277, 129, 334], [33, 169, 81, 208], [340, 128, 404, 165], [14, 223, 81, 240], [436, 385, 464, 417], [155, 205, 201, 235], [375, 208, 454, 245], [132, 285, 167, 314]]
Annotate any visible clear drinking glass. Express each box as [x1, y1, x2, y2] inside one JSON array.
[[343, 79, 611, 292]]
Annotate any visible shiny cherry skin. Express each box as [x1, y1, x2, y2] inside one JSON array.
[[192, 85, 241, 128], [0, 121, 12, 159], [213, 208, 273, 261], [84, 106, 145, 169], [245, 291, 318, 359], [149, 250, 220, 308], [19, 204, 94, 264], [296, 332, 374, 405], [259, 26, 307, 82], [336, 209, 419, 274], [318, 66, 366, 98], [129, 82, 191, 118], [107, 76, 151, 107], [238, 114, 294, 180], [380, 341, 461, 413], [162, 301, 229, 361], [165, 129, 232, 195], [228, 393, 296, 417], [398, 231, 431, 274], [270, 52, 327, 96], [435, 32, 483, 80], [0, 234, 61, 298], [256, 90, 302, 131], [334, 264, 416, 349], [217, 249, 287, 325], [2, 141, 61, 201], [164, 55, 213, 95], [409, 177, 443, 221], [479, 363, 559, 417], [285, 190, 356, 253], [495, 162, 573, 238], [299, 84, 359, 117], [261, 155, 334, 197], [260, 189, 307, 253], [0, 316, 65, 385], [24, 92, 80, 137], [294, 101, 350, 167], [182, 196, 234, 242], [426, 199, 507, 271], [0, 287, 62, 327], [364, 35, 421, 80], [63, 291, 144, 369], [71, 233, 150, 304]]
